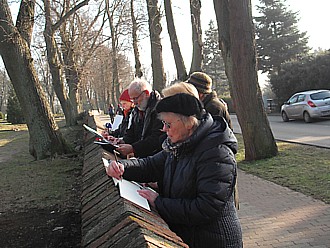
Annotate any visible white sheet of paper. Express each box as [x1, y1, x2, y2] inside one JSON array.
[[117, 180, 151, 211], [101, 158, 150, 211], [83, 124, 103, 138], [111, 115, 123, 131], [102, 158, 110, 168]]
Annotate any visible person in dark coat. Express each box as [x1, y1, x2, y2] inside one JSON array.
[[115, 103, 124, 116], [106, 93, 243, 248], [187, 71, 233, 130], [187, 72, 240, 209], [108, 104, 115, 123], [111, 89, 134, 138], [107, 78, 163, 158]]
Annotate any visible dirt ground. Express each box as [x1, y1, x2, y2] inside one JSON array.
[[0, 208, 81, 247], [0, 121, 83, 248]]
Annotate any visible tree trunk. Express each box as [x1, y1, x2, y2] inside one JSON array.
[[146, 0, 166, 91], [189, 0, 203, 74], [43, 0, 77, 126], [213, 0, 278, 160], [60, 28, 81, 118], [0, 0, 70, 160], [105, 0, 121, 105], [130, 0, 143, 78], [164, 0, 187, 81]]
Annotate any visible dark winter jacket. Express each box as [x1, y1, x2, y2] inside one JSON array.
[[203, 91, 233, 130], [120, 114, 242, 247], [123, 90, 163, 158]]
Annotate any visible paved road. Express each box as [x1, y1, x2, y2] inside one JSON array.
[[230, 114, 330, 148]]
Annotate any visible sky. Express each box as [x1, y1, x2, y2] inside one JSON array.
[[139, 0, 330, 87], [3, 1, 330, 88]]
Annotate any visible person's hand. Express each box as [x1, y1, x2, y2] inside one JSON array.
[[137, 189, 159, 208], [106, 160, 124, 180], [112, 138, 125, 145], [101, 129, 110, 139], [141, 182, 158, 191], [116, 144, 134, 156], [101, 131, 116, 142]]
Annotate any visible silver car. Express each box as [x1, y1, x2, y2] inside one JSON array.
[[281, 89, 330, 123]]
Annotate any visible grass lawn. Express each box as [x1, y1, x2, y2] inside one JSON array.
[[236, 134, 330, 204], [0, 118, 83, 247], [0, 119, 83, 212]]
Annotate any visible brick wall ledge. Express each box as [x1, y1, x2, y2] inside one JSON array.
[[81, 114, 188, 248]]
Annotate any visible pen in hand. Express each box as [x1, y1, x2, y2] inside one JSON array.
[[113, 150, 123, 181]]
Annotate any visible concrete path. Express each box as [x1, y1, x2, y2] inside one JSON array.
[[237, 169, 330, 248]]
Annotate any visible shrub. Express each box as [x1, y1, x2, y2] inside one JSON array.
[[7, 88, 25, 124]]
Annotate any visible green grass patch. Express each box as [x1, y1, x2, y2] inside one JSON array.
[[0, 121, 82, 213], [236, 134, 330, 203]]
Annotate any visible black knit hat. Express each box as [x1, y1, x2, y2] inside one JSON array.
[[156, 93, 203, 119], [187, 72, 212, 94]]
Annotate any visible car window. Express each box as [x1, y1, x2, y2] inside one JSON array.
[[310, 91, 330, 100], [297, 94, 305, 102], [288, 95, 299, 104]]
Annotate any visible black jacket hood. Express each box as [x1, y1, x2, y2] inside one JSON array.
[[182, 113, 238, 155]]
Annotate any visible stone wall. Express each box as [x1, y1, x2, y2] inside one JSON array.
[[81, 115, 188, 248]]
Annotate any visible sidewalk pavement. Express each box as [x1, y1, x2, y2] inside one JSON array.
[[237, 169, 330, 248], [94, 114, 330, 247]]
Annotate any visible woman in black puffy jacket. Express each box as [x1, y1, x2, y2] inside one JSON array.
[[106, 93, 243, 248]]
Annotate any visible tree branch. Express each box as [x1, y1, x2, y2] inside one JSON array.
[[53, 0, 89, 30]]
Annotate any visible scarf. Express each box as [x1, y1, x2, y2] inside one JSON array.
[[162, 137, 185, 160]]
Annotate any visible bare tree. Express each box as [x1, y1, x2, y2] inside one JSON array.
[[130, 0, 143, 78], [34, 52, 57, 113], [105, 0, 126, 105], [164, 0, 187, 81], [213, 0, 278, 160], [146, 0, 165, 91], [43, 0, 90, 126], [189, 0, 203, 74], [85, 45, 112, 110], [0, 69, 10, 112], [0, 0, 70, 159]]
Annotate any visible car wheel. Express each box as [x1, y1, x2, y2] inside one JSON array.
[[303, 112, 312, 123], [281, 111, 289, 122]]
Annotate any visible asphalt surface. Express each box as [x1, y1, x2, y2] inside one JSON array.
[[230, 114, 330, 149]]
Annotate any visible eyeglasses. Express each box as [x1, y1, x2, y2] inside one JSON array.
[[130, 90, 145, 102], [161, 119, 181, 129]]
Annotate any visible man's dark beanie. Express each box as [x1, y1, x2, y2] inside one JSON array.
[[156, 93, 203, 119], [187, 71, 212, 94]]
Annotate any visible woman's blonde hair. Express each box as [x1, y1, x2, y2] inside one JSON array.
[[162, 82, 199, 99], [158, 112, 200, 131]]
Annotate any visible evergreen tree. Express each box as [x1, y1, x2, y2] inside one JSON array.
[[202, 20, 229, 97], [270, 50, 330, 104], [7, 86, 25, 124], [254, 0, 310, 74]]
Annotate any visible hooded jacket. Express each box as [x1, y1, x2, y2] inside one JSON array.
[[121, 113, 242, 247]]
